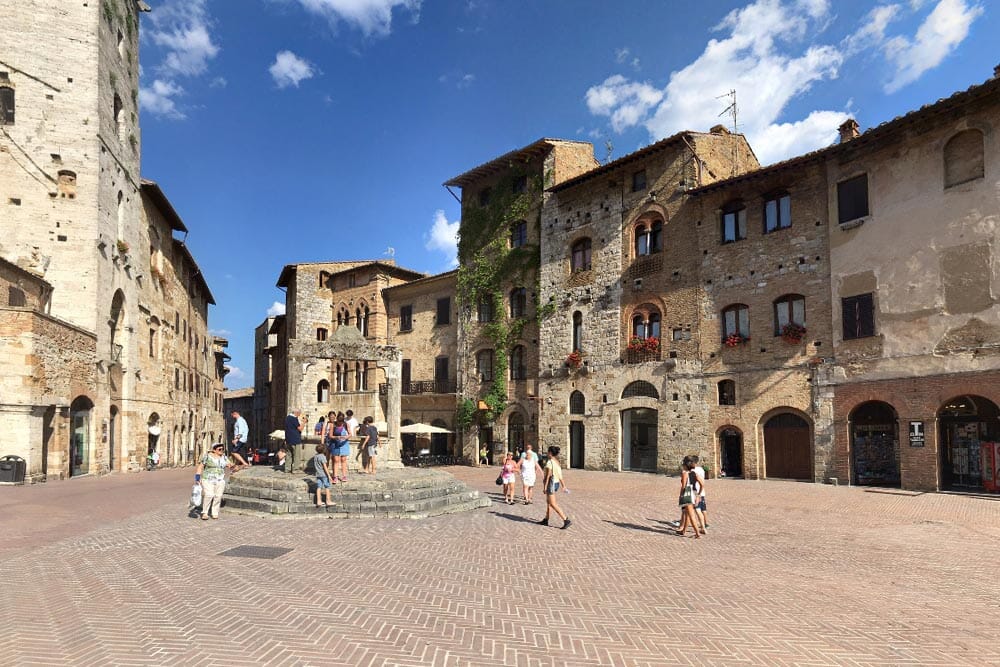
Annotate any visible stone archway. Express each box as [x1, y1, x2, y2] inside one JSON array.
[[763, 411, 812, 480], [287, 325, 402, 470]]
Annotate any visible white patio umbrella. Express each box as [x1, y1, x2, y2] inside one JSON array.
[[268, 430, 285, 440], [399, 423, 452, 434]]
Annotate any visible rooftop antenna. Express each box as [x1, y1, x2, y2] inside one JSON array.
[[717, 89, 740, 176]]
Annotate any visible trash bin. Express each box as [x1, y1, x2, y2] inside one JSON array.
[[0, 455, 26, 484]]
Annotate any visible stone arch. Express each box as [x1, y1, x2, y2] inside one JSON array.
[[760, 408, 813, 480], [848, 400, 899, 487], [938, 394, 1000, 491], [716, 425, 743, 477], [569, 390, 585, 415], [622, 380, 659, 400], [943, 128, 984, 188]]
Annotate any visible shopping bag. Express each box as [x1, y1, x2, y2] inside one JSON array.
[[190, 483, 203, 508]]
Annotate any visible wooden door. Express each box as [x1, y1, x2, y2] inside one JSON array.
[[764, 413, 811, 480]]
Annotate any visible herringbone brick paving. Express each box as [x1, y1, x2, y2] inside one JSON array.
[[2, 467, 999, 666]]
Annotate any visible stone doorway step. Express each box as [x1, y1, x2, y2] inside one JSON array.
[[222, 466, 490, 519]]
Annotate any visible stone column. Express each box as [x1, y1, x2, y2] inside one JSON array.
[[380, 355, 403, 469], [286, 356, 307, 472]]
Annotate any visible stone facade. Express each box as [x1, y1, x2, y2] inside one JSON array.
[[252, 317, 276, 450], [0, 0, 224, 481]]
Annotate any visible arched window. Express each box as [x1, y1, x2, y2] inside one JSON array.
[[773, 294, 805, 335], [944, 129, 985, 188], [116, 191, 125, 241], [569, 391, 585, 415], [510, 220, 527, 248], [622, 381, 659, 400], [477, 294, 494, 323], [355, 362, 362, 391], [721, 304, 750, 340], [510, 345, 527, 380], [335, 363, 345, 392], [571, 238, 592, 271], [507, 413, 525, 451], [630, 306, 661, 340], [510, 287, 527, 318], [634, 220, 663, 256], [0, 85, 14, 125], [476, 349, 494, 382], [572, 311, 583, 353], [113, 93, 123, 137], [336, 307, 350, 327], [359, 362, 368, 390], [355, 305, 370, 337], [317, 380, 330, 403], [721, 201, 747, 243], [316, 327, 328, 341], [718, 380, 735, 406]]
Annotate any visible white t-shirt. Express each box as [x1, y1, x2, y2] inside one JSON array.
[[346, 417, 359, 436], [519, 451, 537, 476], [694, 465, 706, 497]]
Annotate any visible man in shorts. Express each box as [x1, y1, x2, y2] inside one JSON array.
[[230, 410, 250, 470], [360, 416, 379, 476]]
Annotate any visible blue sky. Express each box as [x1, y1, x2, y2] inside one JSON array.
[[137, 0, 996, 388]]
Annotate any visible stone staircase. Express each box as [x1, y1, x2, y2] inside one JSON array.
[[222, 466, 491, 519]]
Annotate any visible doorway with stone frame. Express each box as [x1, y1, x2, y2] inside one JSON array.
[[622, 408, 657, 472]]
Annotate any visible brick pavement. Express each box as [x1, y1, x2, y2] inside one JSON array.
[[2, 466, 999, 666]]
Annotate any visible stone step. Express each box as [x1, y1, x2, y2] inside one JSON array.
[[223, 480, 468, 505], [223, 491, 490, 519]]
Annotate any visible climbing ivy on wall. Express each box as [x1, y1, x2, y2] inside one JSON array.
[[456, 166, 544, 424]]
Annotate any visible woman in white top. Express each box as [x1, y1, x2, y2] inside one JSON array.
[[518, 443, 543, 505]]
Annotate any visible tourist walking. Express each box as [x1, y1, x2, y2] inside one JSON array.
[[327, 415, 350, 482], [668, 455, 708, 532], [284, 409, 303, 473], [540, 446, 571, 529], [360, 416, 379, 476], [518, 443, 542, 504], [500, 452, 517, 504], [230, 410, 250, 470], [312, 444, 333, 507], [195, 443, 231, 520], [675, 457, 702, 538]]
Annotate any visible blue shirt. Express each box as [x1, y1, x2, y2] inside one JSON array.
[[233, 416, 248, 444], [285, 414, 302, 445]]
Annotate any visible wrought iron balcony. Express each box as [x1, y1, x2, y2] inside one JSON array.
[[623, 347, 661, 364], [379, 380, 458, 396]]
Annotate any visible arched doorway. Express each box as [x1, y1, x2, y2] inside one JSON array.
[[939, 395, 1000, 490], [109, 405, 119, 472], [506, 413, 525, 455], [70, 396, 93, 477], [569, 421, 585, 469], [718, 427, 743, 477], [147, 413, 161, 456], [622, 408, 657, 471], [850, 401, 900, 487], [763, 412, 812, 480]]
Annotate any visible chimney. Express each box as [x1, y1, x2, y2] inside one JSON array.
[[838, 118, 860, 143], [709, 124, 730, 135]]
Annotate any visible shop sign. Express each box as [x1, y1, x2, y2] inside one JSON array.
[[909, 421, 925, 447]]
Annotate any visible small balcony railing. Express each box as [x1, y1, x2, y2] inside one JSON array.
[[379, 380, 458, 396], [623, 348, 661, 364]]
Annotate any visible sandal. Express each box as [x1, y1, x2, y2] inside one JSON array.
[[201, 515, 209, 521]]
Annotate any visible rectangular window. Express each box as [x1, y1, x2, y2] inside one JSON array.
[[149, 328, 156, 358], [478, 188, 491, 207], [401, 359, 411, 387], [837, 174, 869, 224], [399, 305, 413, 331], [512, 175, 527, 194], [632, 170, 647, 192], [510, 221, 527, 248], [436, 297, 451, 325], [723, 307, 750, 338], [721, 208, 747, 243], [0, 86, 14, 125], [435, 357, 449, 381], [764, 194, 791, 232], [842, 293, 875, 340]]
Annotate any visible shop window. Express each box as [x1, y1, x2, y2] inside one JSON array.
[[721, 201, 747, 243], [569, 391, 585, 415], [316, 327, 328, 341], [944, 129, 985, 188], [632, 169, 647, 192], [510, 345, 527, 380], [476, 349, 494, 382], [718, 380, 736, 406], [572, 311, 583, 353], [764, 193, 791, 232], [0, 86, 14, 125], [477, 294, 494, 323], [842, 293, 875, 340], [510, 288, 527, 318], [7, 286, 26, 307], [837, 174, 869, 224], [721, 304, 750, 340], [436, 297, 451, 325], [773, 294, 805, 335], [510, 220, 527, 248], [399, 305, 412, 331], [571, 238, 592, 271]]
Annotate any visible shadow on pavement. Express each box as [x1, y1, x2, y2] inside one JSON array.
[[604, 520, 676, 535], [490, 511, 541, 524]]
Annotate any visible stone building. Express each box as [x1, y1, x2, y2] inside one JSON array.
[[252, 316, 276, 450], [382, 269, 459, 455], [443, 139, 599, 462], [0, 0, 224, 480]]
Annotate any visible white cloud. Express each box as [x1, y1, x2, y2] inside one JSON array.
[[425, 210, 459, 269], [139, 79, 185, 119], [269, 51, 316, 88], [585, 75, 663, 134], [843, 4, 902, 55], [585, 0, 850, 165], [883, 0, 982, 93], [267, 301, 286, 317], [439, 72, 476, 89], [208, 328, 232, 336], [225, 366, 247, 382], [289, 0, 421, 36], [147, 0, 220, 77]]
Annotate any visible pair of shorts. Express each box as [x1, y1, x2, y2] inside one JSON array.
[[367, 447, 379, 457], [232, 442, 246, 454], [545, 481, 560, 495], [501, 474, 515, 484], [315, 477, 332, 490], [521, 475, 536, 488], [329, 444, 350, 458], [697, 498, 707, 511]]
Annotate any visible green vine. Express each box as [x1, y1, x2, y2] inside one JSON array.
[[456, 165, 542, 425], [456, 397, 477, 431]]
